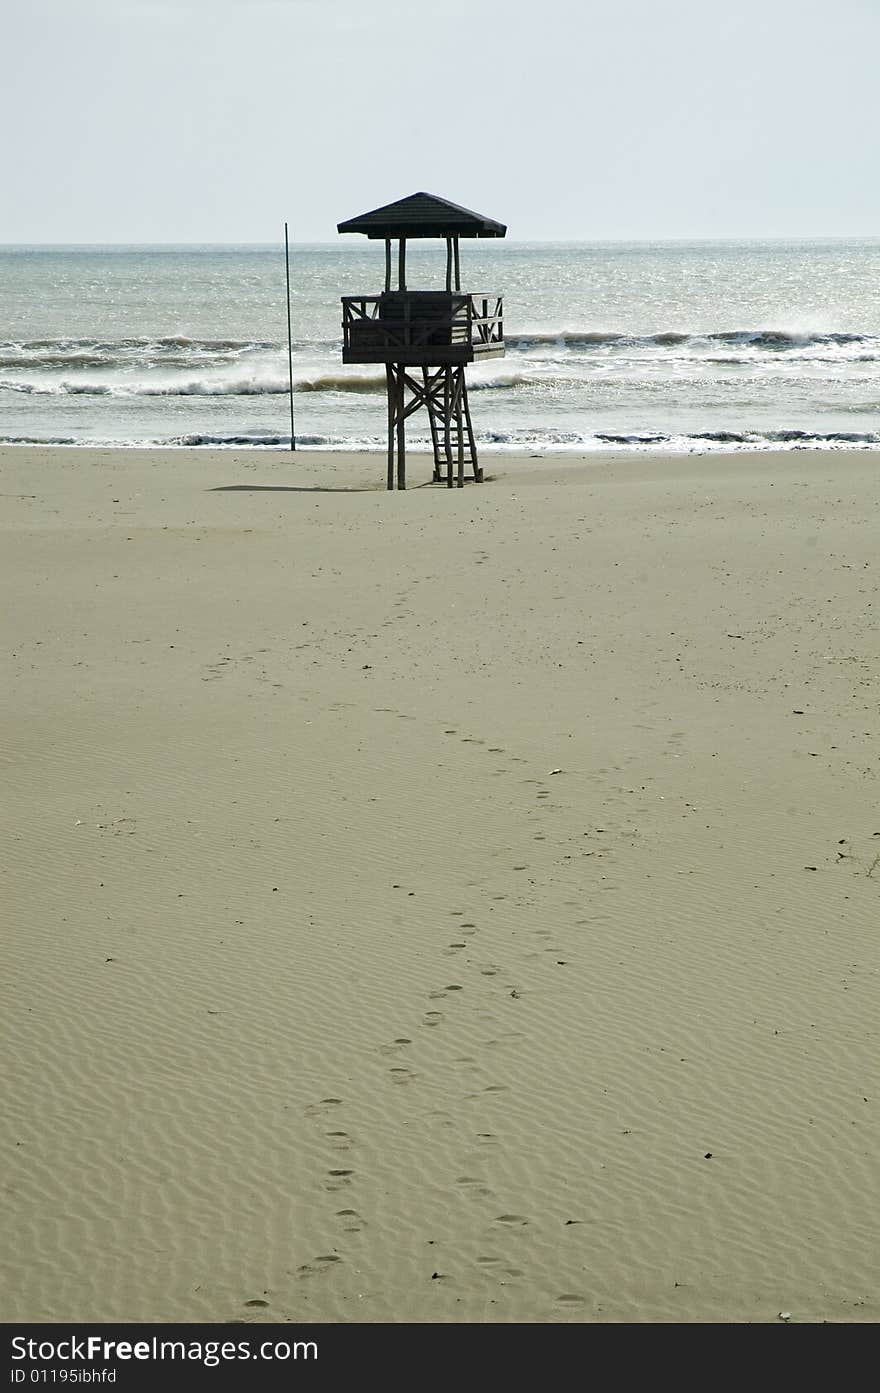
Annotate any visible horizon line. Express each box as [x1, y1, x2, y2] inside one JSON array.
[[2, 233, 880, 252]]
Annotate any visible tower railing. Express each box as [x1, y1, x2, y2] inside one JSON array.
[[341, 291, 504, 362]]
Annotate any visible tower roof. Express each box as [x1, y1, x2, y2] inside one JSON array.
[[337, 191, 506, 239]]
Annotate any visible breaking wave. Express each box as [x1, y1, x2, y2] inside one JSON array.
[[296, 373, 385, 393], [0, 376, 291, 397], [507, 328, 874, 351], [0, 370, 549, 397], [0, 335, 276, 359], [5, 429, 877, 453], [0, 434, 78, 445], [479, 427, 880, 451]]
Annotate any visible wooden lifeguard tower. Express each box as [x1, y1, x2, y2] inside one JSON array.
[[338, 191, 506, 489]]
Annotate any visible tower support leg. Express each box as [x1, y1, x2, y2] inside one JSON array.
[[396, 365, 406, 490], [444, 369, 453, 487], [383, 362, 482, 489], [385, 365, 394, 490], [385, 364, 407, 490]]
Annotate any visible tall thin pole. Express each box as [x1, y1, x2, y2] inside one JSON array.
[[284, 221, 296, 452]]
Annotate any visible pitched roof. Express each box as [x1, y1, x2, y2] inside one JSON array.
[[337, 191, 506, 239]]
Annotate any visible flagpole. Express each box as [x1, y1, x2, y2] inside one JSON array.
[[284, 221, 296, 452]]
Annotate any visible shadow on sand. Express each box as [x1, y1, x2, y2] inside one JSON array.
[[208, 483, 379, 494], [208, 479, 450, 494]]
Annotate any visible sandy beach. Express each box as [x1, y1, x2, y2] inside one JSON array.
[[2, 443, 879, 1324]]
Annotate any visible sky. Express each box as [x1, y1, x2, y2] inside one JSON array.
[[5, 0, 880, 244]]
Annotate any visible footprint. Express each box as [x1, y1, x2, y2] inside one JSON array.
[[457, 1176, 494, 1197], [335, 1208, 366, 1233], [305, 1097, 344, 1119], [325, 1168, 354, 1190], [325, 1130, 351, 1150], [464, 1083, 508, 1100]]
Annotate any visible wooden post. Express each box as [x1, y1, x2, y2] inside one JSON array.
[[398, 238, 407, 292], [456, 369, 465, 488], [445, 237, 453, 292], [384, 239, 391, 292], [385, 365, 394, 490], [453, 236, 460, 292], [444, 367, 452, 487], [396, 365, 406, 489]]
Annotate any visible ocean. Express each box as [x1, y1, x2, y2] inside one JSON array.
[[2, 239, 880, 453]]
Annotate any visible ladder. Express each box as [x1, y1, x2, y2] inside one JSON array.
[[423, 365, 482, 487]]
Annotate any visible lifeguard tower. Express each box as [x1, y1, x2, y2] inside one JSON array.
[[338, 192, 506, 489]]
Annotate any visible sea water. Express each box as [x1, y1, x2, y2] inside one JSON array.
[[2, 239, 880, 452]]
